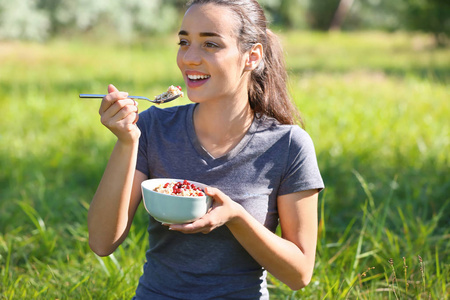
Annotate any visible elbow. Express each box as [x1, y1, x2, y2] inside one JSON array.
[[287, 273, 313, 291], [89, 238, 114, 257]]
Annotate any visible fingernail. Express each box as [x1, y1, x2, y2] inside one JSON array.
[[119, 92, 129, 98]]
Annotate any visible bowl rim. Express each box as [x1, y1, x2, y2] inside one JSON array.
[[140, 178, 213, 223], [141, 178, 210, 199]]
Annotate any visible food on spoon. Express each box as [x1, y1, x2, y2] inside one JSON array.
[[154, 85, 183, 103], [153, 180, 205, 197]]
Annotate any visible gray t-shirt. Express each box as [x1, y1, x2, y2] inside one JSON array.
[[134, 104, 324, 299]]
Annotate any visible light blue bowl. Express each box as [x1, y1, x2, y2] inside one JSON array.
[[141, 178, 212, 224]]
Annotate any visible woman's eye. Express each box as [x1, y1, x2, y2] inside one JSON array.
[[178, 40, 189, 46], [205, 42, 218, 48]]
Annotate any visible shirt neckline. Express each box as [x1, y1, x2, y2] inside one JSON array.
[[186, 104, 260, 164]]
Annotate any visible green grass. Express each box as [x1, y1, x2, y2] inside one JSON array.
[[1, 31, 449, 299]]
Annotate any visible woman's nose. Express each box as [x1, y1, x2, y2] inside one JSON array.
[[182, 46, 201, 65]]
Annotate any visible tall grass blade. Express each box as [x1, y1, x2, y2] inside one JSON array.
[[352, 170, 375, 211], [2, 239, 13, 288], [69, 275, 90, 293], [320, 190, 327, 241], [350, 201, 367, 280], [418, 255, 426, 294], [35, 286, 49, 297], [17, 201, 46, 234], [388, 258, 400, 300], [95, 255, 110, 277]]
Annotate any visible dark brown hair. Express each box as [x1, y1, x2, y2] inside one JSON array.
[[186, 0, 303, 126]]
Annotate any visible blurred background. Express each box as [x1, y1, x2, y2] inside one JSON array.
[[0, 0, 449, 46], [0, 0, 449, 299]]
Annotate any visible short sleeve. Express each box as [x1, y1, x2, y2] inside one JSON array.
[[136, 109, 150, 177], [278, 126, 324, 195]]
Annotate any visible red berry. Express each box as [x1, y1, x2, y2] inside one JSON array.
[[176, 86, 182, 91]]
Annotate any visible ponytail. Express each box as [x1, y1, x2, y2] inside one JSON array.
[[249, 29, 303, 126]]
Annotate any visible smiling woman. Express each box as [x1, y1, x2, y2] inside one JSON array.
[[87, 0, 324, 299]]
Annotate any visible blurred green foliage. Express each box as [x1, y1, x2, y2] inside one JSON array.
[[0, 0, 448, 45]]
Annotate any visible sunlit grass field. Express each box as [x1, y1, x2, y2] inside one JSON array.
[[0, 31, 449, 299]]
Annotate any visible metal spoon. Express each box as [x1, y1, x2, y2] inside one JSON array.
[[79, 93, 181, 104]]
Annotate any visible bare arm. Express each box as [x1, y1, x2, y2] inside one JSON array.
[[88, 145, 146, 256], [230, 190, 318, 289], [87, 84, 147, 256], [168, 188, 319, 290]]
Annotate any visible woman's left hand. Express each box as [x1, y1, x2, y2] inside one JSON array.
[[164, 187, 243, 234]]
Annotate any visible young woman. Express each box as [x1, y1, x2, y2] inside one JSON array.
[[87, 0, 324, 298]]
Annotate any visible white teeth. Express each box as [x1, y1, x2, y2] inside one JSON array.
[[187, 74, 210, 80]]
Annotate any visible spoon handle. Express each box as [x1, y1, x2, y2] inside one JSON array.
[[79, 94, 106, 98], [79, 93, 180, 104], [79, 94, 148, 100]]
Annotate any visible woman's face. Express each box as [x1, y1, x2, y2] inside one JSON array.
[[177, 4, 249, 104]]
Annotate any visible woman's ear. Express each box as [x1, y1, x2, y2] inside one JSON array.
[[244, 43, 263, 71]]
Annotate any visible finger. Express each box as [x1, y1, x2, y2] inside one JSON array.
[[132, 110, 140, 125], [112, 110, 139, 131], [169, 218, 212, 234], [100, 91, 129, 114], [101, 98, 135, 122], [108, 84, 119, 94], [204, 187, 227, 204], [99, 88, 129, 115], [167, 223, 198, 233], [101, 100, 138, 129]]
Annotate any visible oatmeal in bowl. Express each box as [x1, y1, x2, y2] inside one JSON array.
[[141, 178, 212, 224], [153, 180, 205, 197]]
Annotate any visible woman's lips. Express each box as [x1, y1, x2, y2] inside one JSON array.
[[186, 73, 211, 88]]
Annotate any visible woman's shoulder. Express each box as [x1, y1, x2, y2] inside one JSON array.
[[258, 115, 311, 140], [255, 116, 317, 158]]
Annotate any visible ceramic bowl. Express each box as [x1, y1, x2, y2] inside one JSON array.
[[141, 178, 212, 224]]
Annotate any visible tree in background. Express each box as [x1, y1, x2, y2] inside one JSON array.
[[260, 0, 309, 29], [306, 0, 341, 30], [305, 0, 449, 46], [0, 0, 49, 41], [0, 0, 180, 41], [0, 0, 448, 46], [401, 0, 450, 46], [330, 0, 355, 31]]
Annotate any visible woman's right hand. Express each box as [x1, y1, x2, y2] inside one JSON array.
[[99, 84, 140, 144]]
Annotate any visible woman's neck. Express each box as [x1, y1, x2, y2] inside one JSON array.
[[193, 97, 254, 158]]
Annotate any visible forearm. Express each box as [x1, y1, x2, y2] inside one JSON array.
[[226, 207, 317, 290], [88, 140, 139, 256]]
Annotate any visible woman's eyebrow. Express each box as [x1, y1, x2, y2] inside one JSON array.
[[178, 30, 222, 38]]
